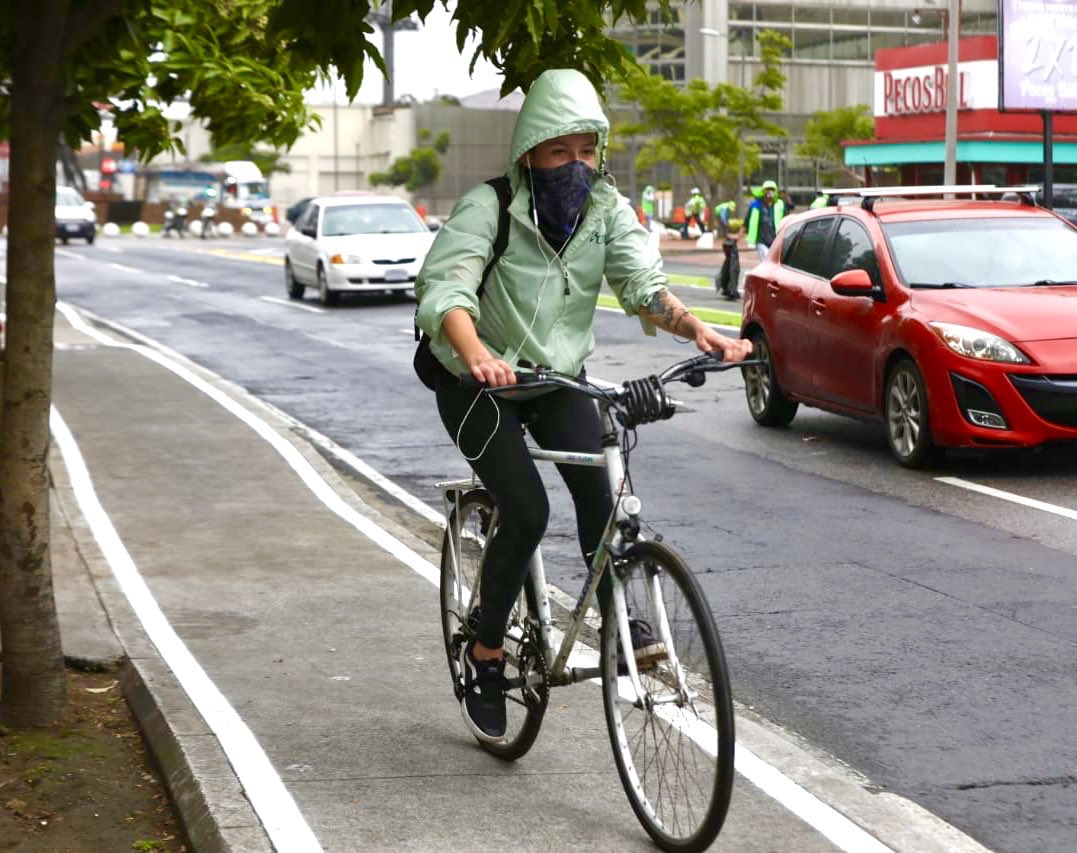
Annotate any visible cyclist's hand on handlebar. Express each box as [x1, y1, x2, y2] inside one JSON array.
[[695, 327, 754, 362], [464, 350, 517, 387]]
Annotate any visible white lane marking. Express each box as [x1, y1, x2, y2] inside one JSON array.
[[738, 748, 892, 851], [97, 244, 124, 253], [57, 302, 919, 851], [167, 274, 209, 289], [56, 248, 86, 261], [108, 262, 142, 274], [260, 296, 326, 314], [49, 407, 323, 853], [937, 476, 1077, 521]]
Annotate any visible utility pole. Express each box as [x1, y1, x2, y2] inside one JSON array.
[[368, 2, 418, 107], [943, 0, 960, 187]]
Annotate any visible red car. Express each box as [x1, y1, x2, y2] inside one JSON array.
[[740, 187, 1077, 467]]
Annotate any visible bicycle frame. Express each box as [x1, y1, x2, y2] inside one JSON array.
[[439, 399, 688, 701]]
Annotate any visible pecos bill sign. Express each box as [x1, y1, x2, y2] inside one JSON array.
[[1000, 0, 1077, 111], [875, 61, 997, 117]]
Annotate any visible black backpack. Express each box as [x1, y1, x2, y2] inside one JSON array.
[[413, 176, 512, 390]]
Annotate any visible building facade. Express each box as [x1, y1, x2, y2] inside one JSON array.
[[605, 0, 999, 205], [847, 35, 1077, 187]]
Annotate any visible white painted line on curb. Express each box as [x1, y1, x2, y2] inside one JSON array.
[[49, 406, 323, 853], [167, 274, 209, 289], [54, 301, 981, 853], [937, 476, 1077, 521], [260, 295, 326, 314]]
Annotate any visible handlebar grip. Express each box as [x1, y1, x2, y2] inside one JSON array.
[[457, 371, 543, 390]]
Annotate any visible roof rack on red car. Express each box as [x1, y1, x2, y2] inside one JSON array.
[[819, 184, 1040, 214]]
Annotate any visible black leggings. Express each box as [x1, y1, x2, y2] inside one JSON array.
[[435, 369, 614, 650]]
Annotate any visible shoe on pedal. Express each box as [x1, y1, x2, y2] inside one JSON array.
[[618, 619, 668, 676], [460, 638, 507, 742]]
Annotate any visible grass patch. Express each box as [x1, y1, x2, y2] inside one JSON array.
[[596, 294, 741, 328], [665, 272, 711, 289]]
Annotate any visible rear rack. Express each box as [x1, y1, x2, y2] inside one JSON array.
[[818, 184, 1040, 214]]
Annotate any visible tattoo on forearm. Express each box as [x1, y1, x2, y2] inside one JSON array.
[[644, 289, 692, 336]]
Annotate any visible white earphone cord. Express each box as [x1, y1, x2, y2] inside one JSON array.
[[455, 160, 578, 462]]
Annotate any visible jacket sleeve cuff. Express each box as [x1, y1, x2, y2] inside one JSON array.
[[417, 293, 480, 345]]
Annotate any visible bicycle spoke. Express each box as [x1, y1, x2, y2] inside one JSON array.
[[601, 541, 734, 851]]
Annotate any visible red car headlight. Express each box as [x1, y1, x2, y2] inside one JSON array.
[[929, 322, 1031, 365]]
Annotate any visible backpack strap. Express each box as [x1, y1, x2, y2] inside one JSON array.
[[413, 174, 512, 341], [476, 175, 512, 300]]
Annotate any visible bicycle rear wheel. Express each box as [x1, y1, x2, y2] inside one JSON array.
[[600, 540, 735, 852], [439, 488, 547, 761]]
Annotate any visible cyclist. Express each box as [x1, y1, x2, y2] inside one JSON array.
[[414, 68, 751, 742]]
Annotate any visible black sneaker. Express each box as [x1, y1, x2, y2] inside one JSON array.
[[617, 619, 668, 676], [460, 638, 507, 742]]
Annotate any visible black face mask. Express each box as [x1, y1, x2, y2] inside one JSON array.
[[529, 159, 597, 249]]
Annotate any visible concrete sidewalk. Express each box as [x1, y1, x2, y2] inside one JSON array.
[[45, 306, 975, 852]]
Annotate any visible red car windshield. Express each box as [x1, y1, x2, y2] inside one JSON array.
[[883, 217, 1077, 288]]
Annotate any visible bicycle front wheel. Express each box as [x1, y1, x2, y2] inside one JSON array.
[[439, 488, 547, 761], [600, 540, 735, 852]]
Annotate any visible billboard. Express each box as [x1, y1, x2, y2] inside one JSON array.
[[1000, 0, 1077, 111]]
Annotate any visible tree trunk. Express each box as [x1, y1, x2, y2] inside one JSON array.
[[0, 0, 68, 727]]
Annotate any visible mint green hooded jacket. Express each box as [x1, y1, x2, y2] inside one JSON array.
[[414, 69, 667, 378]]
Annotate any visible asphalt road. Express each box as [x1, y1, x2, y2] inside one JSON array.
[[42, 234, 1077, 852]]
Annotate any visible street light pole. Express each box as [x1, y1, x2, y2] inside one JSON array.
[[943, 0, 960, 186]]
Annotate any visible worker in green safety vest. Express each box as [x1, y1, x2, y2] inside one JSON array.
[[714, 200, 736, 238], [682, 187, 708, 238], [640, 184, 656, 230], [738, 179, 786, 260]]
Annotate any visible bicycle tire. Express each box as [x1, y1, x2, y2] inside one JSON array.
[[600, 540, 735, 852], [439, 488, 547, 761]]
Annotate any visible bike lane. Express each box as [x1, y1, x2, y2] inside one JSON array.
[[47, 303, 964, 852]]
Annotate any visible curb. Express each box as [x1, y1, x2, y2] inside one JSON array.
[[49, 440, 272, 853]]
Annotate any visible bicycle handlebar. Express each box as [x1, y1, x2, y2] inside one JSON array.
[[458, 352, 763, 429]]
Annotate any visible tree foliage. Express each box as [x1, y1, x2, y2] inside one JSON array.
[[370, 128, 450, 192], [0, 0, 680, 727], [617, 29, 790, 201], [796, 105, 875, 185]]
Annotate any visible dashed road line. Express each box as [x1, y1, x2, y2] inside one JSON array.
[[108, 262, 143, 275], [260, 296, 326, 314], [167, 274, 209, 289], [937, 476, 1077, 521]]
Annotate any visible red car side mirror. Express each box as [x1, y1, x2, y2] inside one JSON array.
[[830, 268, 874, 296]]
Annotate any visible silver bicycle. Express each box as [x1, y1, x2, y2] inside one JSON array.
[[438, 352, 750, 852]]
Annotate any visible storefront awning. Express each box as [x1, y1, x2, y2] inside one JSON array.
[[845, 140, 1077, 167]]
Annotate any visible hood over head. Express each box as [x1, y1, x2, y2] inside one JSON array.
[[509, 69, 610, 172]]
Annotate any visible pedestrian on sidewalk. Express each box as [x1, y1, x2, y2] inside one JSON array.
[[738, 179, 786, 261], [413, 68, 751, 744]]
